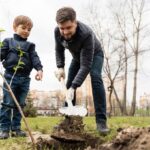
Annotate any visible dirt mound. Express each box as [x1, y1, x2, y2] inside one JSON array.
[[35, 117, 150, 150], [100, 127, 150, 150], [36, 116, 103, 150]]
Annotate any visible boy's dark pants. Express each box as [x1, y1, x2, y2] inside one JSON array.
[[66, 51, 107, 124], [0, 73, 30, 131]]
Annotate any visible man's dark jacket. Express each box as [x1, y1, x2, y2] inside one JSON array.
[[55, 21, 104, 89], [1, 34, 43, 76]]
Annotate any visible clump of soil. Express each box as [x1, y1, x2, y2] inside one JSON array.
[[100, 127, 150, 150], [36, 116, 103, 150], [36, 137, 61, 150]]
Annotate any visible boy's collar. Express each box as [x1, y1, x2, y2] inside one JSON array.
[[14, 34, 27, 41]]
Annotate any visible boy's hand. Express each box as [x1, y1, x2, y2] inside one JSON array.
[[35, 70, 43, 81]]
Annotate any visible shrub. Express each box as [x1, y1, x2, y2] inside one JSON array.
[[24, 100, 37, 117]]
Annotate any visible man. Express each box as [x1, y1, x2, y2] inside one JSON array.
[[54, 7, 109, 134]]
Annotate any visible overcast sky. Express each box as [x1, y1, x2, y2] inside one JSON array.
[[0, 0, 150, 102]]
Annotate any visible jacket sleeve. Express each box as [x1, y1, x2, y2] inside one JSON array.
[[54, 28, 65, 68], [71, 34, 95, 89], [0, 39, 9, 61], [29, 43, 43, 71]]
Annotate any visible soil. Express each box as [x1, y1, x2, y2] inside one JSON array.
[[99, 127, 150, 150], [35, 116, 150, 150], [36, 116, 103, 150]]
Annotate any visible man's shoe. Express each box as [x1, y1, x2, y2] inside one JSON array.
[[0, 131, 9, 139], [97, 121, 110, 135], [11, 130, 27, 137]]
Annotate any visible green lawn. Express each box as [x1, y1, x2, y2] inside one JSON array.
[[0, 116, 150, 150]]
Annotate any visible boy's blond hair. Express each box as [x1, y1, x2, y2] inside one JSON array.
[[13, 15, 33, 28]]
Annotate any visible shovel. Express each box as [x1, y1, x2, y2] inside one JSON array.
[[58, 78, 87, 117]]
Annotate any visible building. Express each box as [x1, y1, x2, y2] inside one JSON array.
[[139, 93, 150, 109]]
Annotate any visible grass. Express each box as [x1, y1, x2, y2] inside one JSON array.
[[0, 116, 150, 150]]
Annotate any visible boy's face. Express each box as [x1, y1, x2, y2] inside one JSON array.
[[58, 20, 77, 40], [13, 24, 32, 39]]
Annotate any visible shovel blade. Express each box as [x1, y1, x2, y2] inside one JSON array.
[[59, 105, 87, 117]]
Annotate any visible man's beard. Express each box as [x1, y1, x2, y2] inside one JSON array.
[[63, 34, 72, 40]]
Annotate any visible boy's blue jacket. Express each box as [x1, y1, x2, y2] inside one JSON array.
[[1, 34, 43, 76]]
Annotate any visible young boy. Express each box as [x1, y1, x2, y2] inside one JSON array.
[[0, 15, 43, 139]]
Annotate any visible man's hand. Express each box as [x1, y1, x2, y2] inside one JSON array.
[[66, 87, 75, 101], [35, 70, 43, 81], [55, 68, 65, 81]]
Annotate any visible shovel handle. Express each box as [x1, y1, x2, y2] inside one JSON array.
[[60, 77, 67, 91], [60, 77, 73, 107]]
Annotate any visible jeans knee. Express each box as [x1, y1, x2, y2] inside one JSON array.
[[91, 73, 103, 83]]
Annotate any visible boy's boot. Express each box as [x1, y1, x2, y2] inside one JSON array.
[[11, 129, 27, 137], [0, 131, 9, 139]]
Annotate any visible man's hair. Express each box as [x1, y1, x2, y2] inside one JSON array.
[[13, 15, 33, 28], [56, 7, 76, 23]]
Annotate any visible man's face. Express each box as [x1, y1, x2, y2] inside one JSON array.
[[58, 20, 77, 40], [13, 24, 32, 39]]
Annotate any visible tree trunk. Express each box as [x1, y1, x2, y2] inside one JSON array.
[[130, 53, 138, 115], [113, 87, 123, 115], [122, 42, 128, 115], [129, 0, 143, 116], [108, 88, 113, 117], [108, 84, 113, 117]]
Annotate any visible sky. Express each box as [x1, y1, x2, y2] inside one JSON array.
[[0, 0, 150, 103]]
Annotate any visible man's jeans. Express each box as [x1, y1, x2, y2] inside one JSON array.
[[66, 51, 107, 123], [0, 73, 30, 131]]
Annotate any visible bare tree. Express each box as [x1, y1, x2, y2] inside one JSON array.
[[110, 0, 131, 115], [85, 0, 150, 116], [128, 0, 146, 115], [85, 2, 126, 115], [103, 37, 125, 116], [112, 0, 149, 115]]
